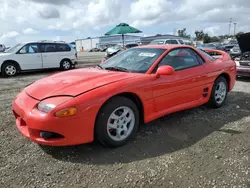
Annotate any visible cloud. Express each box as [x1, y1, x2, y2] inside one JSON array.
[[22, 28, 39, 34], [0, 31, 20, 44], [1, 0, 250, 46], [130, 0, 173, 27], [26, 0, 75, 5], [38, 6, 60, 19]]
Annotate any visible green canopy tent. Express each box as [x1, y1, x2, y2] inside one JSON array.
[[104, 23, 142, 47]]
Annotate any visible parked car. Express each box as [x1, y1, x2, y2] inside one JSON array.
[[105, 44, 124, 58], [0, 44, 6, 52], [196, 43, 217, 50], [149, 38, 187, 45], [12, 44, 236, 148], [217, 43, 236, 52], [229, 45, 241, 58], [236, 32, 250, 77], [89, 48, 100, 52], [0, 41, 77, 77]]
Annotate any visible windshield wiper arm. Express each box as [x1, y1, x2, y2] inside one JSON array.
[[104, 66, 129, 72], [96, 64, 104, 69]]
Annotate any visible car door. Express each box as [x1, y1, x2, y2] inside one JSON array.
[[40, 43, 60, 68], [15, 43, 42, 70], [152, 47, 207, 112]]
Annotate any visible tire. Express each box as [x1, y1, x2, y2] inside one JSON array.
[[1, 62, 19, 77], [207, 76, 228, 108], [60, 59, 72, 70], [95, 96, 140, 148]]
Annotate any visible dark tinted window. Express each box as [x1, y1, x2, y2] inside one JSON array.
[[165, 40, 172, 44], [56, 44, 71, 52], [178, 40, 184, 44], [171, 40, 179, 44], [40, 43, 71, 52], [43, 44, 56, 52], [158, 48, 201, 71]]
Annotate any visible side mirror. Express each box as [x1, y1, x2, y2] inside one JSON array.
[[156, 65, 175, 78]]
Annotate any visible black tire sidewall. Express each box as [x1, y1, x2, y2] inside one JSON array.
[[209, 76, 229, 108], [2, 63, 18, 77], [95, 96, 140, 148], [60, 59, 72, 70]]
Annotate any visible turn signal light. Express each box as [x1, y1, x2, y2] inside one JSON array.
[[55, 107, 77, 117]]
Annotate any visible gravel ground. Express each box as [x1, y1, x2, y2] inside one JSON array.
[[0, 64, 250, 188]]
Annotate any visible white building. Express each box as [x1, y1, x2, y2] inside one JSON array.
[[75, 37, 100, 52]]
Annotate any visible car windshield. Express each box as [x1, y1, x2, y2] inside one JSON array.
[[4, 43, 23, 53], [101, 48, 165, 73]]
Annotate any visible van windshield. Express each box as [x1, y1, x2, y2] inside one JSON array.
[[5, 43, 24, 53]]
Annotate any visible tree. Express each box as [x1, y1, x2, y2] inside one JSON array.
[[195, 30, 205, 41], [177, 28, 190, 38]]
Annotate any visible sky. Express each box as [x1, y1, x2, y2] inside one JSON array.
[[0, 0, 250, 46]]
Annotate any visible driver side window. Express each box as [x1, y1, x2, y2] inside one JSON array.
[[19, 44, 38, 54], [157, 48, 201, 71]]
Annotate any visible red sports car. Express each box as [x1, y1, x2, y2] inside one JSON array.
[[12, 45, 236, 148]]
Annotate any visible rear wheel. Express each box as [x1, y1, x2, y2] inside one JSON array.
[[2, 63, 19, 77], [207, 76, 228, 108], [95, 96, 139, 148], [60, 59, 72, 70]]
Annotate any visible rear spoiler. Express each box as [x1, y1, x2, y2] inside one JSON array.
[[202, 49, 232, 61]]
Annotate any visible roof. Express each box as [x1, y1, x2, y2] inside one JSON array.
[[136, 44, 193, 50]]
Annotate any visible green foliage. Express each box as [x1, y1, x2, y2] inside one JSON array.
[[177, 28, 191, 39], [194, 30, 244, 43]]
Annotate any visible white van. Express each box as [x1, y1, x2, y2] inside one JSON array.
[[149, 38, 192, 45], [0, 41, 77, 76]]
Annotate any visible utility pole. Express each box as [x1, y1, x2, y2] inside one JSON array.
[[234, 22, 237, 36], [229, 18, 232, 36]]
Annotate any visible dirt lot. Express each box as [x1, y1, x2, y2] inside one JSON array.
[[0, 64, 250, 188]]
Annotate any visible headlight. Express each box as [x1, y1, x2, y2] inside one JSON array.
[[37, 101, 56, 113], [37, 96, 75, 114]]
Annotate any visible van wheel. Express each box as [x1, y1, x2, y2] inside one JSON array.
[[2, 63, 19, 77], [60, 59, 72, 70]]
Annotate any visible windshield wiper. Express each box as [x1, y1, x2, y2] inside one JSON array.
[[104, 66, 129, 72], [96, 64, 104, 69]]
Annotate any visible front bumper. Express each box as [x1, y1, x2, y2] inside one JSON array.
[[236, 66, 250, 77], [12, 91, 95, 146]]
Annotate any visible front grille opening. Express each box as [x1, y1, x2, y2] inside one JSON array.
[[20, 118, 27, 126], [13, 110, 19, 119], [40, 131, 64, 140]]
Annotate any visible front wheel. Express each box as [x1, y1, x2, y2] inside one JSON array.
[[207, 76, 228, 108], [95, 96, 140, 148], [2, 63, 19, 77], [60, 59, 72, 70]]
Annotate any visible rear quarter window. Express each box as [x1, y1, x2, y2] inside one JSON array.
[[56, 44, 71, 52]]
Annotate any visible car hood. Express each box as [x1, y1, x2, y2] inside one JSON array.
[[0, 53, 11, 57], [236, 32, 250, 53], [25, 67, 137, 100]]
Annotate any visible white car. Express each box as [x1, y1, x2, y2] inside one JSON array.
[[149, 38, 187, 45], [0, 41, 77, 77]]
